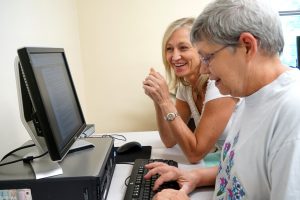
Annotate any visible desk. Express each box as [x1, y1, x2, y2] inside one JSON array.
[[94, 131, 214, 200]]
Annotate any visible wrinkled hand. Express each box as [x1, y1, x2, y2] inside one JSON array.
[[153, 189, 189, 200], [143, 68, 172, 105], [144, 162, 197, 195]]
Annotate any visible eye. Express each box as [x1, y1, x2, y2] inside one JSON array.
[[179, 46, 189, 51], [205, 56, 211, 63], [201, 55, 211, 64], [166, 47, 173, 52]]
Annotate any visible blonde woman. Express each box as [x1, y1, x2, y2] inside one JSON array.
[[143, 18, 239, 164]]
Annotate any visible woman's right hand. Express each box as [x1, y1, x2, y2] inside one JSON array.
[[144, 162, 198, 195], [142, 68, 172, 106]]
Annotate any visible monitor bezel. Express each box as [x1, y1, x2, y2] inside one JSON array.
[[17, 47, 86, 161]]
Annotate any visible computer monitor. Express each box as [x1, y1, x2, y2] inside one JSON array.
[[297, 36, 300, 68], [15, 47, 92, 178]]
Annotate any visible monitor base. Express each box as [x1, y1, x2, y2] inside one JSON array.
[[29, 139, 94, 179], [26, 149, 63, 179]]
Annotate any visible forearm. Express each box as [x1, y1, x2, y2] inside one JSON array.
[[167, 120, 203, 163], [158, 103, 204, 162], [155, 97, 211, 161], [154, 103, 177, 147], [167, 98, 238, 163], [193, 166, 218, 188], [180, 166, 218, 195]]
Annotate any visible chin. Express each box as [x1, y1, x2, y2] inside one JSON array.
[[175, 71, 187, 77], [219, 90, 231, 95], [215, 84, 229, 95]]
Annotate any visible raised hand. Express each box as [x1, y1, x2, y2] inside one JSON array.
[[143, 68, 172, 106]]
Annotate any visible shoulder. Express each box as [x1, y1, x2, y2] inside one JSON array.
[[204, 80, 231, 103]]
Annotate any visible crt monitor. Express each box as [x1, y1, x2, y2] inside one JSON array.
[[15, 47, 91, 178]]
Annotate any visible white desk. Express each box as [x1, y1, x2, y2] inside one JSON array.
[[94, 131, 214, 200]]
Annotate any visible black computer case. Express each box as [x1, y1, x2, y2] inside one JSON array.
[[0, 137, 115, 200]]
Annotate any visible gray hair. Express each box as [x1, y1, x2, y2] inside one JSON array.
[[191, 0, 284, 56]]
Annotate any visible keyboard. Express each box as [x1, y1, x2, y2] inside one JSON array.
[[123, 159, 180, 200]]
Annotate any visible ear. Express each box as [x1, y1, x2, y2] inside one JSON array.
[[239, 32, 258, 61]]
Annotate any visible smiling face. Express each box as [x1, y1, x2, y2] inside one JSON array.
[[195, 40, 251, 97], [165, 28, 201, 82]]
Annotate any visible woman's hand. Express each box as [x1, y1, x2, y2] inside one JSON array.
[[153, 189, 189, 200], [143, 68, 172, 106], [144, 162, 198, 194]]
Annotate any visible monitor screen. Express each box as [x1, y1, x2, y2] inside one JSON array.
[[16, 47, 86, 162]]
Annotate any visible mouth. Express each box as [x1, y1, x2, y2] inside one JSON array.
[[172, 62, 187, 74], [173, 63, 186, 68]]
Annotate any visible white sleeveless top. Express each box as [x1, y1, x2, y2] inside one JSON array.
[[176, 80, 236, 148]]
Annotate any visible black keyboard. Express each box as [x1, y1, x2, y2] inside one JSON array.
[[123, 159, 180, 200]]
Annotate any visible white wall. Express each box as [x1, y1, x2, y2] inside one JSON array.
[[77, 0, 211, 133], [0, 0, 85, 158]]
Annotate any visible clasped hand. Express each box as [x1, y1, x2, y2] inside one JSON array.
[[143, 68, 172, 105]]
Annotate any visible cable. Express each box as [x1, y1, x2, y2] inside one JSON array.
[[116, 162, 134, 186], [90, 134, 127, 141], [1, 144, 35, 162], [125, 175, 131, 186], [0, 151, 48, 167], [117, 162, 134, 165], [110, 134, 127, 141]]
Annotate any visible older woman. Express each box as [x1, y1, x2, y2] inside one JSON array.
[[145, 0, 300, 199]]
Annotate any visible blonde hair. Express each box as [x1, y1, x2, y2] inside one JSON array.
[[162, 17, 209, 93]]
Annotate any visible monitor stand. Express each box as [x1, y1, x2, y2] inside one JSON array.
[[28, 139, 94, 179], [26, 149, 62, 180]]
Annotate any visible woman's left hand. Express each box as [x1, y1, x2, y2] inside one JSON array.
[[153, 189, 189, 200]]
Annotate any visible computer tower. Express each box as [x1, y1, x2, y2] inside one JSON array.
[[0, 137, 115, 200]]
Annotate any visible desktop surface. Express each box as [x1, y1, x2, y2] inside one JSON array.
[[96, 131, 214, 200]]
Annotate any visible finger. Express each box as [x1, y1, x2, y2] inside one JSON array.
[[144, 163, 170, 181], [153, 175, 169, 190], [152, 169, 178, 190], [147, 68, 157, 76], [153, 189, 179, 200], [152, 70, 164, 80], [144, 166, 164, 179], [180, 184, 190, 194], [145, 162, 168, 169], [143, 88, 150, 96], [148, 69, 164, 81], [146, 73, 160, 83], [143, 79, 157, 90], [144, 75, 160, 87], [150, 68, 156, 74]]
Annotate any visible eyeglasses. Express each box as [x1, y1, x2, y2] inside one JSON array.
[[200, 45, 229, 66]]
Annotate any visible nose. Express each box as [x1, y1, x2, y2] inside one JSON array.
[[172, 49, 181, 61], [200, 62, 210, 74]]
